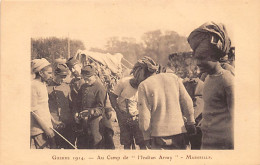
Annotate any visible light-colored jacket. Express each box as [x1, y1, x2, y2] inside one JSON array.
[[138, 73, 195, 140], [31, 79, 53, 136]]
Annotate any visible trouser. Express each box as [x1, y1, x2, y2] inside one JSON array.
[[54, 125, 76, 149], [103, 127, 115, 149], [151, 133, 187, 150], [31, 133, 56, 149], [188, 127, 202, 149], [76, 116, 104, 149], [116, 110, 145, 149], [101, 114, 115, 149]]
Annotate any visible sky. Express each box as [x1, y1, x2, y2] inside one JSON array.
[[28, 0, 256, 49]]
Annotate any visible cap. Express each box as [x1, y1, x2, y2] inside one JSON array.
[[81, 65, 95, 77], [55, 63, 69, 75], [66, 57, 79, 69]]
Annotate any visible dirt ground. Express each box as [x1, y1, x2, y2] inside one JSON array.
[[111, 119, 124, 150]]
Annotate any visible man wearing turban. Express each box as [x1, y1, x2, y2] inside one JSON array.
[[188, 22, 234, 149], [135, 56, 196, 149], [31, 58, 56, 149]]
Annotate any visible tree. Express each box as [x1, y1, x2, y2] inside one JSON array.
[[31, 37, 85, 64], [142, 30, 191, 66]]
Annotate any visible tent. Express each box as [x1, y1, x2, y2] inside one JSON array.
[[74, 49, 124, 74]]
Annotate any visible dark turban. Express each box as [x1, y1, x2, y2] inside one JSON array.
[[129, 56, 159, 88], [130, 56, 159, 76], [188, 22, 231, 58]]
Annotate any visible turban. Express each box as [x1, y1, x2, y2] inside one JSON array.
[[130, 56, 159, 77], [188, 22, 231, 58], [31, 58, 50, 73]]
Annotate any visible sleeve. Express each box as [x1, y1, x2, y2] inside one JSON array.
[[75, 86, 82, 113], [31, 84, 39, 112], [222, 72, 234, 116], [137, 83, 151, 140], [178, 78, 195, 125], [193, 79, 204, 119], [68, 86, 73, 113], [92, 86, 106, 116]]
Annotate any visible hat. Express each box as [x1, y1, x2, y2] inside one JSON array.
[[31, 58, 50, 73], [81, 65, 95, 77], [55, 63, 69, 75], [66, 57, 79, 69]]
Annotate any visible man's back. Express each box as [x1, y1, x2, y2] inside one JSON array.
[[138, 73, 194, 139]]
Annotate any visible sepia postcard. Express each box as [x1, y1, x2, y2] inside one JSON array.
[[1, 0, 260, 164]]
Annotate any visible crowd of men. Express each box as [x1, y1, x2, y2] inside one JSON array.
[[30, 21, 234, 150]]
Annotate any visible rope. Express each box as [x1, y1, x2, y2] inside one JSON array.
[[122, 58, 134, 67], [31, 111, 78, 149], [121, 63, 129, 69]]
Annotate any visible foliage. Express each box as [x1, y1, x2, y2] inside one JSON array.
[[31, 37, 85, 63], [90, 30, 196, 78]]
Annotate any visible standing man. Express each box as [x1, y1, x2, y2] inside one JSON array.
[[76, 65, 108, 149], [109, 76, 146, 149], [31, 58, 56, 149], [66, 57, 85, 115], [135, 56, 196, 149], [66, 57, 114, 149], [47, 63, 75, 149], [187, 22, 234, 149], [66, 57, 88, 148]]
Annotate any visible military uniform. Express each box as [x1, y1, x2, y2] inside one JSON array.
[[47, 80, 76, 149], [76, 78, 107, 149], [47, 63, 76, 149]]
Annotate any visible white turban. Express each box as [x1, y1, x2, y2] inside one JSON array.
[[31, 58, 50, 73]]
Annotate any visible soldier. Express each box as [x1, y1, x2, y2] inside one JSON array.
[[75, 65, 109, 149], [188, 22, 234, 149], [47, 63, 75, 149], [66, 57, 87, 148], [31, 58, 56, 149], [66, 57, 114, 149], [135, 56, 196, 149], [109, 76, 146, 149]]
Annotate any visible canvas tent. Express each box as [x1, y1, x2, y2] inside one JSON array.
[[74, 49, 132, 91], [74, 50, 124, 74]]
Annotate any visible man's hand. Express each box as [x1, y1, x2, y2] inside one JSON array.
[[56, 122, 66, 129], [74, 113, 81, 124], [185, 124, 197, 135], [45, 128, 55, 138]]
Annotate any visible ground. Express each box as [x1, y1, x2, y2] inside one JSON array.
[[111, 119, 124, 150]]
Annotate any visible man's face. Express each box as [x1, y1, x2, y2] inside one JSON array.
[[82, 75, 96, 85], [40, 66, 53, 82], [54, 74, 67, 85], [194, 42, 218, 74], [70, 64, 81, 77]]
